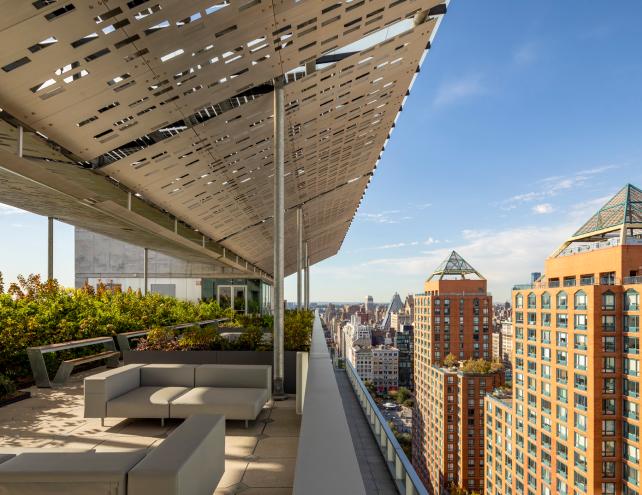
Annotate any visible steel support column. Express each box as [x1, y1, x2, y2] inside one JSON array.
[[143, 247, 149, 295], [47, 217, 54, 281], [273, 78, 286, 398], [304, 241, 310, 310], [296, 207, 303, 310]]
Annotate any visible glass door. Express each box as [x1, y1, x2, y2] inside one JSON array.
[[217, 286, 232, 310], [233, 286, 247, 313], [217, 285, 247, 313]]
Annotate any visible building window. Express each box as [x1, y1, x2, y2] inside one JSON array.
[[625, 315, 640, 333], [527, 292, 536, 309], [625, 290, 640, 311], [516, 293, 524, 309], [602, 291, 616, 311], [574, 290, 588, 310], [541, 292, 551, 309], [557, 291, 568, 309], [603, 315, 616, 331]]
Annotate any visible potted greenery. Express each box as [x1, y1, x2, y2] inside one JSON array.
[[0, 373, 30, 408], [123, 310, 313, 394]]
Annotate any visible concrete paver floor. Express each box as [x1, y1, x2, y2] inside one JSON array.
[[0, 366, 300, 494]]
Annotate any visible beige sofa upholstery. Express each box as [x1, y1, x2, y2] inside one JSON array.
[[128, 414, 225, 495], [0, 450, 146, 495], [84, 363, 271, 424], [0, 415, 224, 495]]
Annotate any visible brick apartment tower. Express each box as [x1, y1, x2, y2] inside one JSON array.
[[484, 184, 642, 495], [413, 251, 503, 494]]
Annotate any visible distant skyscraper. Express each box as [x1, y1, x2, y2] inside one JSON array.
[[366, 295, 374, 314], [413, 251, 503, 494], [485, 184, 642, 495], [381, 292, 403, 330]]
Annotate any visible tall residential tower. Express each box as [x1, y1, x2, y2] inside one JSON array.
[[413, 251, 503, 494], [485, 184, 642, 495]]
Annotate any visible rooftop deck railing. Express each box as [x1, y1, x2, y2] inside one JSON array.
[[293, 313, 367, 495], [345, 359, 428, 495]]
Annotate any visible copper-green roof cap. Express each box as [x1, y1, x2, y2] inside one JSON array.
[[573, 184, 642, 237], [428, 250, 485, 280]]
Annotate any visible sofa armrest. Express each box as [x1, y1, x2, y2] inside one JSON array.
[[128, 415, 225, 495], [84, 364, 143, 418]]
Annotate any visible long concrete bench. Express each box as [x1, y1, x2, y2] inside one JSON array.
[[27, 337, 119, 388], [84, 363, 271, 427], [0, 415, 224, 495]]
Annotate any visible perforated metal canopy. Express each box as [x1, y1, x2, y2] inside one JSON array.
[[0, 0, 447, 277]]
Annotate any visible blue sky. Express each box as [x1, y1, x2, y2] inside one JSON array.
[[2, 1, 642, 303]]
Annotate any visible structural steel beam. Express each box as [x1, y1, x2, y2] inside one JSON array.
[[297, 207, 303, 310], [47, 217, 54, 281], [273, 78, 286, 397]]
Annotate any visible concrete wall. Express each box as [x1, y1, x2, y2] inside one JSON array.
[[75, 228, 250, 302], [75, 228, 245, 284]]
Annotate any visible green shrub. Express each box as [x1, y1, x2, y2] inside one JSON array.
[[0, 273, 314, 380], [178, 325, 223, 350], [284, 310, 313, 351], [0, 374, 16, 399]]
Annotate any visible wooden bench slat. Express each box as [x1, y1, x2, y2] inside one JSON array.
[[63, 351, 120, 366]]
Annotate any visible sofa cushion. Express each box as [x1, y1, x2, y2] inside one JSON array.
[[0, 450, 145, 495], [195, 364, 271, 395], [170, 387, 268, 420], [128, 415, 225, 495], [140, 364, 196, 387], [107, 387, 189, 418]]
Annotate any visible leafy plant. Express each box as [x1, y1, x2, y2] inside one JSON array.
[[460, 358, 503, 374], [0, 273, 313, 381], [396, 386, 411, 404], [0, 373, 16, 400], [443, 353, 458, 368], [178, 325, 223, 350]]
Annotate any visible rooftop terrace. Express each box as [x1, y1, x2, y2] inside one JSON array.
[[0, 314, 420, 494], [0, 368, 300, 494]]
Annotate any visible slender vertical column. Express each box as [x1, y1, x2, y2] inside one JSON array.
[[273, 77, 286, 398], [143, 248, 149, 295], [47, 217, 54, 281], [296, 207, 303, 310], [127, 191, 132, 210], [304, 241, 310, 310], [17, 126, 24, 157]]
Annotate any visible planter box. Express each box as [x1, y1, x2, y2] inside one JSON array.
[[0, 391, 31, 408], [123, 350, 299, 394]]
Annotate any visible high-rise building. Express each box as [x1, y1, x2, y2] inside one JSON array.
[[413, 251, 503, 494], [395, 323, 414, 389], [342, 322, 399, 392], [366, 295, 374, 314], [485, 184, 642, 495]]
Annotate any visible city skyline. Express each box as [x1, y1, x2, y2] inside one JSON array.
[[2, 1, 642, 303]]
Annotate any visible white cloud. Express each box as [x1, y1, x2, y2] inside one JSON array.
[[532, 203, 554, 214], [357, 210, 402, 224], [0, 204, 27, 216], [433, 74, 485, 106], [499, 164, 619, 210]]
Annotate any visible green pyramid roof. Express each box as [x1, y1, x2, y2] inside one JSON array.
[[573, 184, 642, 237], [428, 251, 485, 280]]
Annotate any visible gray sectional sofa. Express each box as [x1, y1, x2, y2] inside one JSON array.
[[0, 414, 225, 495], [84, 363, 272, 426]]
